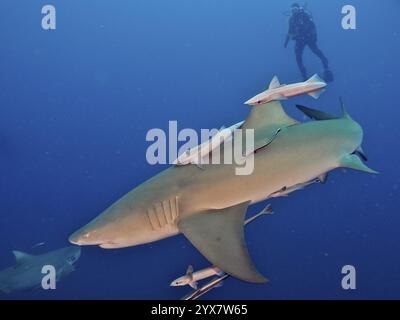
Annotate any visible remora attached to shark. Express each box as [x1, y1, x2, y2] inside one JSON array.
[[69, 97, 377, 283], [0, 246, 81, 294]]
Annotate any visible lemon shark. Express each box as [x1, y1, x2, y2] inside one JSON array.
[[69, 99, 377, 283], [0, 246, 81, 294]]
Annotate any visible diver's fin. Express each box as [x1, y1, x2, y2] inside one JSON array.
[[305, 74, 324, 84], [340, 154, 378, 174], [269, 75, 281, 89], [178, 201, 267, 283], [308, 88, 325, 99], [295, 104, 337, 121], [12, 250, 34, 264]]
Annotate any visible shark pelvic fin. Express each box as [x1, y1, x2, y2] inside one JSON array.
[[178, 201, 267, 283], [340, 154, 378, 174], [12, 250, 33, 264]]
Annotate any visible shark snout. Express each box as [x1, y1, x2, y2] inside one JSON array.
[[68, 225, 105, 246]]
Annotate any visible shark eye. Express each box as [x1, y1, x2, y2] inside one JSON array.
[[67, 256, 76, 263]]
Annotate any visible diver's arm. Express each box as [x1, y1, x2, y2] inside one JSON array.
[[284, 17, 295, 48]]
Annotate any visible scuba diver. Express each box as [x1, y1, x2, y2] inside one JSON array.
[[284, 3, 333, 82]]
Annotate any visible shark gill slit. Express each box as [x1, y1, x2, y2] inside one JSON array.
[[155, 203, 167, 227], [146, 197, 180, 230], [162, 200, 172, 224], [146, 207, 161, 230]]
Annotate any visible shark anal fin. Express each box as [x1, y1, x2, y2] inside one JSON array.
[[340, 154, 378, 174], [178, 201, 267, 284]]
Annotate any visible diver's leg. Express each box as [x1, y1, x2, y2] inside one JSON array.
[[295, 41, 307, 80], [307, 41, 329, 69]]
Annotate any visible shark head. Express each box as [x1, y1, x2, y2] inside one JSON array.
[[170, 276, 190, 287], [69, 198, 161, 249]]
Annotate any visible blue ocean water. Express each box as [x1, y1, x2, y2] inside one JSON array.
[[0, 0, 399, 299]]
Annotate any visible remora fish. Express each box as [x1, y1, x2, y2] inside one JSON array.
[[245, 74, 327, 105]]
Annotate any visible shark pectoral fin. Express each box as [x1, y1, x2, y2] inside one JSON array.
[[308, 88, 326, 99], [178, 201, 267, 284], [340, 154, 378, 174], [295, 104, 337, 121], [189, 281, 198, 290]]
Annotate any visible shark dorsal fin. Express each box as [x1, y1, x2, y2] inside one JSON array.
[[186, 265, 194, 280], [242, 101, 298, 150], [268, 76, 281, 89], [12, 250, 33, 263], [178, 201, 267, 283]]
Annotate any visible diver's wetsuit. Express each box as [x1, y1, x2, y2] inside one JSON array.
[[285, 9, 330, 81]]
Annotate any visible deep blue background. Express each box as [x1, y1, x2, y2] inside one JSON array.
[[0, 0, 399, 299]]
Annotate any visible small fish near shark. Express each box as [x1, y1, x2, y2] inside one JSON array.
[[245, 74, 327, 106], [173, 121, 244, 168], [69, 78, 377, 285], [0, 246, 81, 294]]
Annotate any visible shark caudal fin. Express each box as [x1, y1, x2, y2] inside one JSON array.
[[178, 201, 267, 284]]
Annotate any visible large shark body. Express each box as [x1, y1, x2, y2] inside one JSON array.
[[69, 100, 376, 283], [0, 246, 81, 294]]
